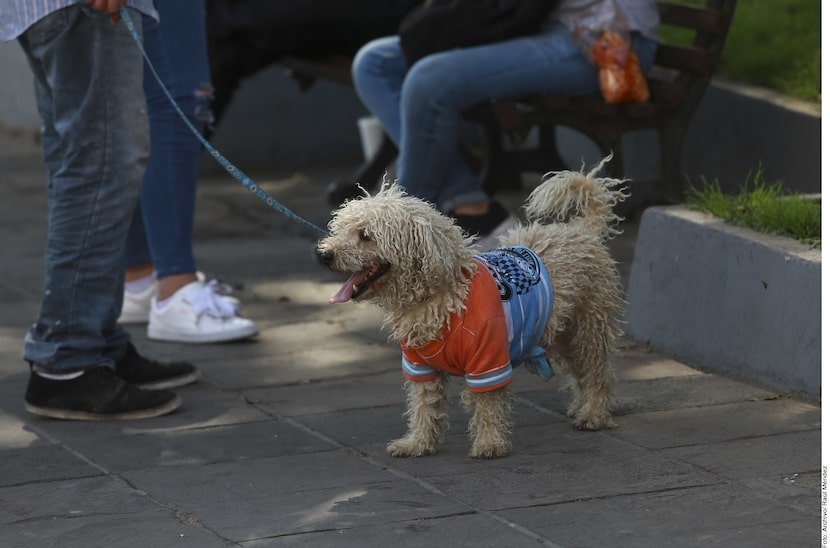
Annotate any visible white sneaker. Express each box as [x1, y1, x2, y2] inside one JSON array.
[[147, 280, 258, 344], [119, 272, 240, 325], [195, 271, 240, 307], [119, 279, 158, 324]]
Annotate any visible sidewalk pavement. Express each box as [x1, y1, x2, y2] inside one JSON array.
[[0, 130, 820, 547]]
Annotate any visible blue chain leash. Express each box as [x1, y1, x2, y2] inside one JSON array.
[[79, 3, 330, 236]]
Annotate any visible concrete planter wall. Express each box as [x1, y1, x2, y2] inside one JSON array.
[[625, 206, 821, 399]]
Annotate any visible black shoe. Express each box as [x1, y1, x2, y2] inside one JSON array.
[[24, 366, 181, 421], [115, 343, 199, 390], [451, 201, 510, 237], [326, 180, 366, 206]]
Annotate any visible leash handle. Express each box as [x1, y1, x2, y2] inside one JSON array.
[[108, 4, 330, 237]]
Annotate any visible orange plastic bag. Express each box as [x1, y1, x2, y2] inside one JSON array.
[[591, 31, 649, 104]]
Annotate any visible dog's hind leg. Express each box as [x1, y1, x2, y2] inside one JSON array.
[[563, 316, 617, 431], [387, 376, 450, 457], [461, 388, 513, 459]]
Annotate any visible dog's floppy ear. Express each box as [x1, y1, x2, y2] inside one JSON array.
[[406, 212, 466, 280], [366, 185, 469, 277]]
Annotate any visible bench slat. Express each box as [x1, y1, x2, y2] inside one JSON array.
[[658, 2, 730, 35], [654, 44, 716, 76], [647, 78, 694, 109], [280, 55, 353, 86]]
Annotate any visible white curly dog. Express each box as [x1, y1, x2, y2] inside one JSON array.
[[316, 158, 627, 459]]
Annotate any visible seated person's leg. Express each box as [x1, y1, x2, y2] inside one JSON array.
[[392, 25, 611, 245], [351, 36, 410, 148]]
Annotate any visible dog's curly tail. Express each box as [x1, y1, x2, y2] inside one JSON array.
[[523, 155, 630, 240]]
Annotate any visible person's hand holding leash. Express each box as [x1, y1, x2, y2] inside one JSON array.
[[84, 0, 126, 23]]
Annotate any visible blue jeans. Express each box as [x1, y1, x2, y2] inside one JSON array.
[[125, 0, 213, 278], [352, 25, 658, 213], [19, 7, 148, 372]]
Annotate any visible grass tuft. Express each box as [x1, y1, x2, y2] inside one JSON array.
[[662, 0, 820, 103], [687, 168, 821, 247]]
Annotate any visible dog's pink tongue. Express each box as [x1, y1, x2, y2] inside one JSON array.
[[329, 270, 369, 304]]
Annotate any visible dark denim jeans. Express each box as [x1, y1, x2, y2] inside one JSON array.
[[19, 6, 148, 372], [125, 0, 213, 278], [353, 25, 657, 213]]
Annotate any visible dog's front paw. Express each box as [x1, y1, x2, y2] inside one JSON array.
[[566, 397, 585, 419], [571, 411, 617, 431], [387, 436, 437, 458], [469, 439, 512, 459]]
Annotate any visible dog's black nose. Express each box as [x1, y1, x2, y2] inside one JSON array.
[[317, 248, 335, 266]]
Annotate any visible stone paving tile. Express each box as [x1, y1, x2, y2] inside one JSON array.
[[296, 397, 566, 452], [0, 444, 101, 488], [19, 384, 273, 443], [0, 475, 169, 528], [515, 373, 782, 420], [661, 429, 820, 517], [294, 405, 407, 448], [612, 398, 821, 449], [662, 430, 820, 482], [612, 374, 782, 415], [122, 451, 469, 543], [498, 483, 817, 548], [250, 369, 408, 418], [1, 485, 229, 548], [238, 279, 387, 332], [62, 418, 335, 473], [125, 324, 395, 392], [2, 510, 233, 548], [240, 513, 549, 547], [612, 343, 706, 381], [373, 424, 715, 511], [0, 371, 28, 410], [0, 352, 28, 379], [196, 342, 398, 391], [193, 238, 326, 281], [0, 408, 48, 451], [297, 417, 716, 511]]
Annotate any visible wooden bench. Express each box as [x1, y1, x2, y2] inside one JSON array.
[[477, 0, 737, 206], [282, 0, 737, 208], [279, 54, 354, 88]]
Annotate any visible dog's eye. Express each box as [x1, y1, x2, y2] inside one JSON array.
[[359, 229, 373, 242]]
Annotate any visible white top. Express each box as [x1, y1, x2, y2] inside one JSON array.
[[0, 0, 158, 41], [551, 0, 661, 41]]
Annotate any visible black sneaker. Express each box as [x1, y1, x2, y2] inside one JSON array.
[[24, 366, 181, 421], [115, 343, 199, 390], [451, 201, 517, 249], [452, 201, 510, 237]]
